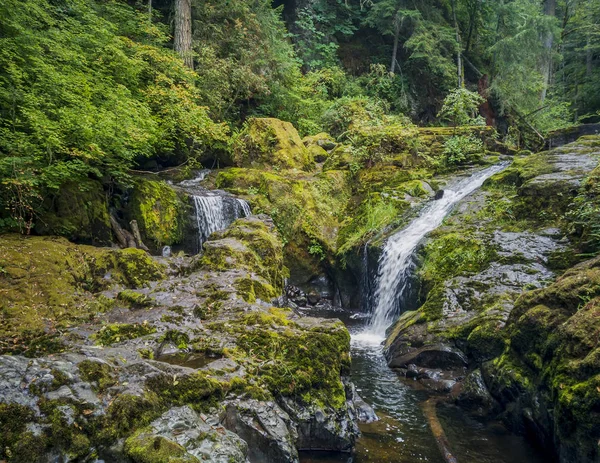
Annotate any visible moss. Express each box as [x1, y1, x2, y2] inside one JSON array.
[[91, 248, 166, 289], [466, 321, 506, 362], [231, 118, 314, 171], [125, 432, 199, 463], [0, 233, 166, 352], [234, 276, 278, 303], [100, 393, 163, 441], [0, 403, 36, 459], [200, 218, 287, 292], [128, 178, 187, 248], [93, 322, 157, 346], [35, 179, 112, 245], [158, 330, 190, 350], [234, 319, 351, 409], [215, 167, 351, 280], [117, 290, 154, 309], [78, 360, 117, 392], [146, 371, 228, 412]]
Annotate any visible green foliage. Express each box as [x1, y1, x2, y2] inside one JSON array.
[[437, 88, 485, 127], [191, 0, 299, 121], [0, 0, 227, 230], [442, 134, 484, 166]]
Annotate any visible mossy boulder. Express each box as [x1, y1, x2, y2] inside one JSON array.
[[215, 167, 351, 285], [199, 216, 287, 293], [35, 179, 112, 245], [484, 257, 600, 462], [302, 132, 337, 151], [232, 118, 314, 171], [128, 179, 187, 249], [0, 235, 165, 351]]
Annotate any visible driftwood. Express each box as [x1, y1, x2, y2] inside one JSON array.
[[130, 220, 150, 252], [421, 397, 458, 463], [110, 214, 137, 249]]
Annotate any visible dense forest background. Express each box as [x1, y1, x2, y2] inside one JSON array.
[[0, 0, 599, 233]]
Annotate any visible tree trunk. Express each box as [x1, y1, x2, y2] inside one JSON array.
[[586, 34, 593, 77], [174, 0, 193, 69], [451, 0, 463, 88], [390, 18, 400, 74], [540, 0, 556, 102], [148, 0, 152, 22], [130, 220, 150, 252]]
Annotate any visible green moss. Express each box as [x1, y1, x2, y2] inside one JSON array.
[[200, 218, 287, 292], [35, 179, 112, 245], [117, 290, 154, 308], [215, 167, 351, 279], [146, 371, 228, 412], [0, 403, 36, 459], [158, 330, 190, 350], [93, 322, 157, 346], [128, 179, 187, 247], [125, 432, 199, 463], [100, 393, 163, 441], [234, 276, 278, 303], [231, 118, 314, 171], [234, 320, 351, 409], [78, 360, 117, 392]]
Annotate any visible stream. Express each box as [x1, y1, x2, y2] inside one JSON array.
[[301, 163, 547, 463], [301, 311, 546, 463]]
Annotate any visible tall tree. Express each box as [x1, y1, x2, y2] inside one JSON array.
[[540, 0, 556, 102], [174, 0, 193, 68]]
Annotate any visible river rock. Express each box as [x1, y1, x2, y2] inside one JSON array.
[[125, 406, 247, 463], [222, 399, 298, 462]]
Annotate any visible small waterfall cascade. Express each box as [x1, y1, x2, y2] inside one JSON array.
[[177, 170, 252, 252], [192, 194, 251, 247], [355, 163, 507, 344]]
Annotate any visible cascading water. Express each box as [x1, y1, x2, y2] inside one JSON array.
[[177, 170, 252, 252], [355, 163, 507, 344], [192, 194, 252, 248]]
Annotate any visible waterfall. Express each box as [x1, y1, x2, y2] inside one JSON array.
[[192, 194, 252, 251], [355, 163, 507, 344]]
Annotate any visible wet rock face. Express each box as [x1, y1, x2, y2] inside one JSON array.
[[383, 136, 600, 462], [384, 139, 597, 377], [0, 216, 361, 462]]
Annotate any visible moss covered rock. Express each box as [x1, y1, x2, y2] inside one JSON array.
[[484, 257, 600, 462], [36, 179, 112, 245], [0, 235, 165, 352], [232, 118, 314, 171], [128, 178, 187, 249]]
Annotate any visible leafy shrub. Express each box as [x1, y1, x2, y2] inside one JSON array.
[[442, 134, 484, 166]]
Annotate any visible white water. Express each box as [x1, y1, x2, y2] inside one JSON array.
[[353, 163, 507, 346], [192, 194, 252, 248]]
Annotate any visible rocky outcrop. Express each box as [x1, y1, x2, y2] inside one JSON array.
[[0, 216, 361, 462], [232, 118, 314, 171], [484, 257, 600, 463], [383, 136, 600, 461]]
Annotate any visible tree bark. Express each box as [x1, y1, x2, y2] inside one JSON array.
[[110, 214, 137, 249], [148, 0, 152, 23], [174, 0, 193, 69], [130, 220, 150, 252], [451, 0, 463, 87], [390, 17, 400, 74], [540, 0, 556, 102]]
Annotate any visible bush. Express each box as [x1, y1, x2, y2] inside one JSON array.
[[442, 134, 484, 166]]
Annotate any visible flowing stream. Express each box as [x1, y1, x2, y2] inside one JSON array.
[[355, 163, 508, 343], [303, 163, 544, 462]]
